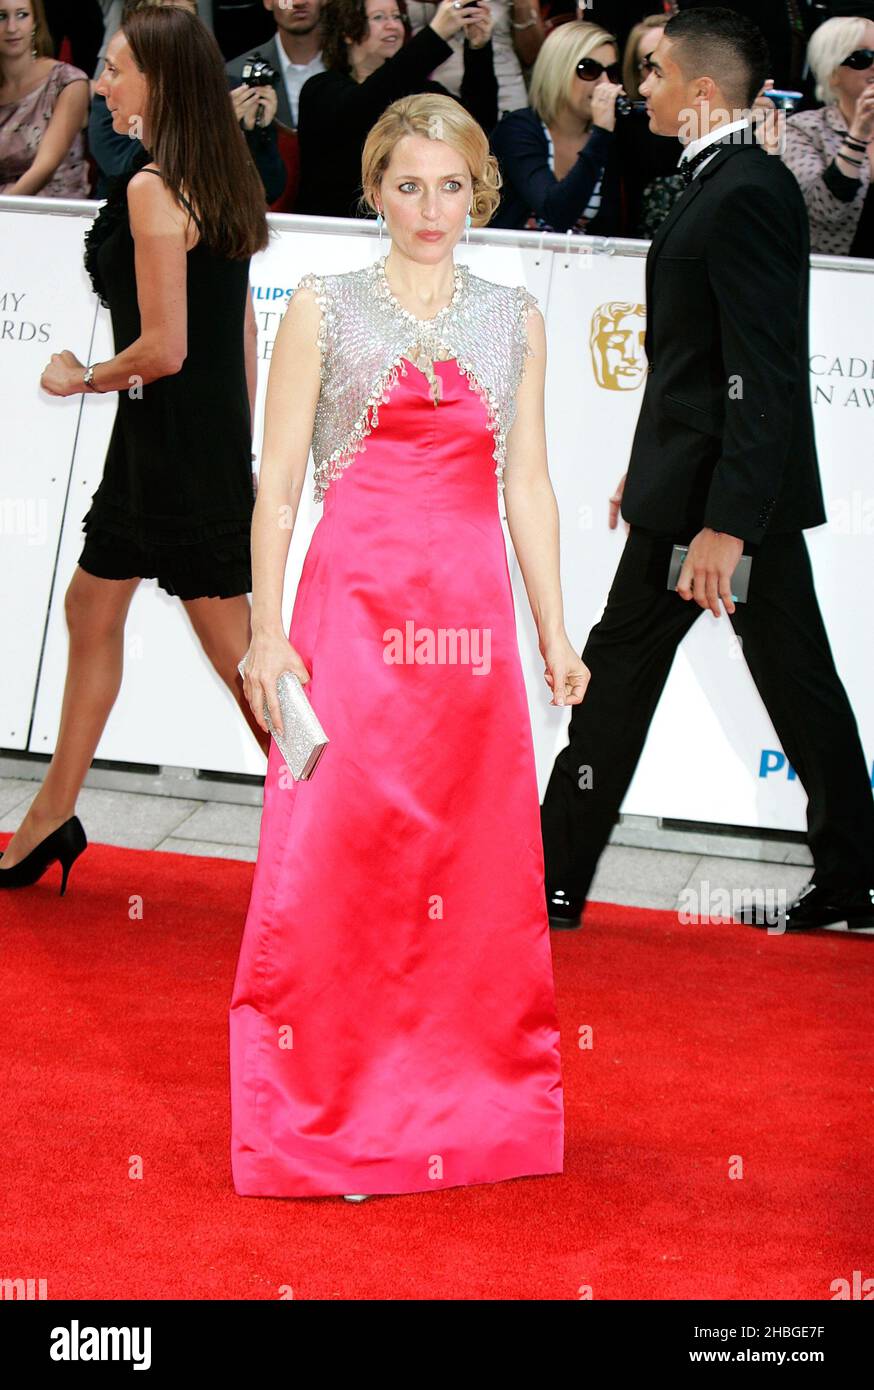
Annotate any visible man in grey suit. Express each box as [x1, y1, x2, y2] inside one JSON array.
[[226, 0, 324, 131]]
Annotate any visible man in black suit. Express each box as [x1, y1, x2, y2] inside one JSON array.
[[540, 7, 874, 933]]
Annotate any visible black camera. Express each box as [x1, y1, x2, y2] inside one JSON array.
[[616, 95, 648, 117], [241, 52, 278, 88]]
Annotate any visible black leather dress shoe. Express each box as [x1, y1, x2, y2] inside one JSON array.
[[546, 886, 585, 928], [736, 879, 874, 932]]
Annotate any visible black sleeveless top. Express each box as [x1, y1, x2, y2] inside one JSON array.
[[81, 148, 255, 598]]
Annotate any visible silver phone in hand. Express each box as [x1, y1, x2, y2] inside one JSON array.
[[668, 544, 752, 603]]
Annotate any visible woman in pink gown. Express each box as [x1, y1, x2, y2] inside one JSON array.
[[231, 93, 589, 1200]]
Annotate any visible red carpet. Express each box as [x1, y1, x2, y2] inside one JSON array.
[[1, 833, 871, 1300]]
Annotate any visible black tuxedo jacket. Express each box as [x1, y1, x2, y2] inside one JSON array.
[[621, 140, 827, 544]]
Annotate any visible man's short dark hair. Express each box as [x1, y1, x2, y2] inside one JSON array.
[[664, 6, 770, 108]]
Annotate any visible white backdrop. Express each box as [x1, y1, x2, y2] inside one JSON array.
[[1, 198, 871, 832]]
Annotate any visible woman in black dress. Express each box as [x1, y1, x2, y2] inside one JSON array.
[[0, 5, 270, 894]]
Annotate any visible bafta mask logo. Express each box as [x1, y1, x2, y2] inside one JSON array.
[[590, 301, 647, 391]]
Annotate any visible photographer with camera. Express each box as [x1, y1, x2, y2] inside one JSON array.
[[226, 47, 288, 201], [230, 52, 280, 129], [226, 0, 325, 207], [488, 20, 623, 233], [227, 0, 325, 131]]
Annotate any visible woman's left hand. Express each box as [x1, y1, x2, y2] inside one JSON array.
[[541, 634, 590, 707], [460, 2, 494, 48], [41, 350, 87, 396]]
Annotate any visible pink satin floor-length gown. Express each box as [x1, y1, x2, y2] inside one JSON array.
[[229, 334, 564, 1198]]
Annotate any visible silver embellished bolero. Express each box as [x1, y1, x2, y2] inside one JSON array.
[[294, 255, 539, 503]]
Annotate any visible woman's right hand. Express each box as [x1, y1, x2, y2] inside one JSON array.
[[429, 0, 471, 43], [590, 81, 623, 134], [240, 631, 311, 736], [541, 632, 590, 707]]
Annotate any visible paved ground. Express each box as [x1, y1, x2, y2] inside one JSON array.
[[0, 772, 817, 916]]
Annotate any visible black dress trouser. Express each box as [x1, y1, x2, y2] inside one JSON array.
[[540, 526, 874, 898]]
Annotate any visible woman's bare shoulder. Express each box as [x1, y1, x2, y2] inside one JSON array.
[[126, 167, 189, 236]]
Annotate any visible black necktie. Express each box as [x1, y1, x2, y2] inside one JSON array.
[[678, 138, 735, 187]]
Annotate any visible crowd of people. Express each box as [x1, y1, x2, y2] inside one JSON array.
[[1, 0, 872, 254]]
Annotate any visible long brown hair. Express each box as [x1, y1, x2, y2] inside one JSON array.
[[31, 0, 53, 56], [123, 5, 268, 258]]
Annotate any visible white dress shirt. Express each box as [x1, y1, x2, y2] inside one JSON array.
[[678, 117, 754, 179], [274, 35, 325, 130]]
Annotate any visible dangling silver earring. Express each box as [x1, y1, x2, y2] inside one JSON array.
[[465, 205, 472, 245], [376, 211, 384, 246], [31, 26, 39, 58]]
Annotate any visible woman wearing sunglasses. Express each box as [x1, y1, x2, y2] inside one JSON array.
[[781, 14, 874, 257], [488, 20, 623, 234]]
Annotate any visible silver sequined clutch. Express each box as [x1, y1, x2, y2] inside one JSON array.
[[237, 659, 328, 780]]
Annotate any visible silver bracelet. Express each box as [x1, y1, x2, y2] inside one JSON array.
[[512, 7, 538, 27]]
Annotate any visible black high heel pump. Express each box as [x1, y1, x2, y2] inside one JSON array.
[[0, 816, 87, 896]]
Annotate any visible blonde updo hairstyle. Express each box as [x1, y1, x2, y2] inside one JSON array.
[[358, 92, 502, 228]]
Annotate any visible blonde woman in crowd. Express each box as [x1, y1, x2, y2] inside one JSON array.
[[489, 20, 623, 232]]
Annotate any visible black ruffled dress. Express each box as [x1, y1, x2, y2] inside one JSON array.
[[80, 149, 255, 599]]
